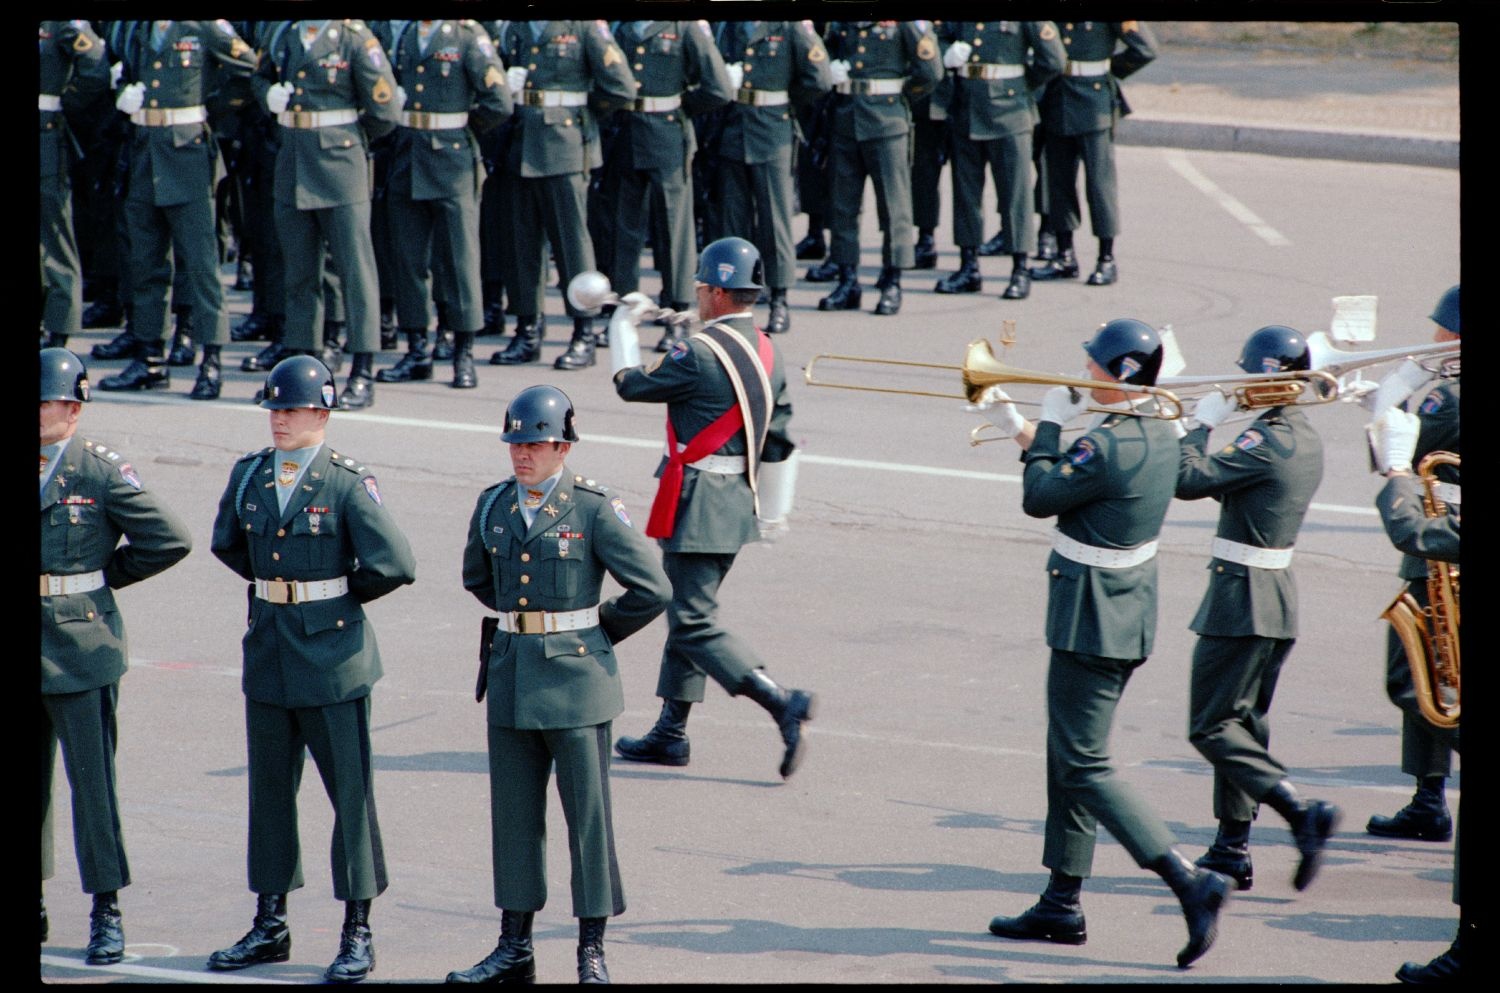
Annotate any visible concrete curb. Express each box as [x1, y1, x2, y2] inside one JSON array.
[[1118, 117, 1459, 169]]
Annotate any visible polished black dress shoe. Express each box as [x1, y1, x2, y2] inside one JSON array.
[[1086, 258, 1119, 286], [1001, 270, 1031, 300], [912, 233, 938, 269], [934, 264, 981, 294], [91, 329, 137, 360], [805, 259, 841, 282], [85, 899, 124, 965], [794, 231, 826, 260], [1290, 801, 1340, 891], [1367, 802, 1452, 841], [82, 300, 124, 329], [98, 359, 170, 391], [1033, 231, 1059, 261], [818, 268, 862, 311], [232, 312, 272, 342], [208, 894, 290, 971], [1195, 845, 1253, 891], [977, 230, 1010, 256], [189, 360, 222, 400], [1029, 248, 1079, 281], [491, 316, 546, 365], [447, 911, 535, 984], [1396, 939, 1462, 984], [873, 282, 901, 316]]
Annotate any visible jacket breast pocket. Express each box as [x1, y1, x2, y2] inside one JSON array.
[[539, 541, 584, 599], [50, 503, 101, 559], [290, 511, 340, 572]]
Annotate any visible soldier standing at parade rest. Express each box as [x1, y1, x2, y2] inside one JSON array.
[[906, 19, 946, 274], [1175, 326, 1341, 893], [252, 19, 402, 409], [816, 19, 942, 316], [711, 20, 832, 334], [485, 20, 637, 373], [41, 347, 193, 964], [377, 19, 512, 390], [1028, 20, 1156, 288], [449, 386, 670, 985], [40, 21, 109, 349], [970, 320, 1232, 968], [607, 237, 815, 778], [96, 19, 257, 400], [208, 355, 416, 983]]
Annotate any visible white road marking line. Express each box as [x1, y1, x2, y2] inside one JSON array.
[[1164, 149, 1291, 246], [40, 952, 294, 983]]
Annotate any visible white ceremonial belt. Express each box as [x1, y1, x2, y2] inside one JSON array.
[[131, 105, 207, 126], [835, 77, 908, 96], [499, 606, 600, 635], [1066, 59, 1112, 77], [1434, 482, 1460, 507], [631, 94, 682, 112], [963, 63, 1025, 80], [735, 88, 789, 106], [671, 444, 747, 475], [400, 110, 469, 129], [1211, 537, 1294, 570], [40, 570, 106, 596], [1052, 531, 1158, 569], [255, 576, 349, 604], [521, 89, 587, 108], [277, 108, 358, 128], [39, 94, 63, 111]]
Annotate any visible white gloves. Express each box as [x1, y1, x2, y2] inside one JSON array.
[[942, 41, 972, 69], [393, 84, 407, 114], [1368, 407, 1420, 474], [756, 517, 789, 544], [1191, 390, 1237, 430], [725, 62, 744, 91], [115, 81, 145, 115], [829, 59, 851, 86], [110, 61, 124, 89], [265, 81, 293, 115], [1368, 358, 1429, 415], [966, 385, 1026, 439], [618, 291, 657, 324], [1039, 386, 1088, 427], [607, 304, 643, 376], [506, 66, 528, 98]]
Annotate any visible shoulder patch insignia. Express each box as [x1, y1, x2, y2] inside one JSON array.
[[610, 496, 633, 527], [1067, 437, 1097, 466], [669, 340, 690, 362], [1419, 390, 1444, 415], [362, 476, 383, 505], [119, 463, 142, 489], [1040, 23, 1058, 41], [1235, 428, 1264, 451]]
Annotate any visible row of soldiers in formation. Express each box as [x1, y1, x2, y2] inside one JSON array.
[[40, 17, 1156, 404]]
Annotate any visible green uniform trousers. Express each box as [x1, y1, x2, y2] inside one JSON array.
[[1384, 579, 1458, 777], [1043, 650, 1176, 877], [711, 148, 795, 291], [125, 196, 230, 346], [910, 114, 945, 232], [274, 200, 381, 353], [245, 696, 387, 902], [508, 172, 597, 319], [603, 161, 695, 306], [41, 185, 83, 337], [42, 684, 130, 894], [1043, 128, 1119, 239], [387, 189, 483, 333], [479, 168, 514, 312], [951, 131, 1033, 251], [828, 133, 915, 269], [656, 551, 762, 702], [487, 723, 624, 919], [1187, 635, 1294, 823]]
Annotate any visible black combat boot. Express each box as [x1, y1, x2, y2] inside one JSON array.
[[1002, 255, 1032, 300], [767, 288, 790, 334], [978, 229, 1009, 256], [167, 309, 196, 365], [805, 258, 841, 282], [376, 331, 433, 382], [189, 344, 222, 400], [873, 267, 902, 315], [452, 332, 478, 388], [92, 328, 137, 360], [615, 699, 692, 767], [935, 247, 982, 294], [738, 669, 817, 778], [554, 317, 597, 370], [321, 320, 346, 375], [1397, 918, 1467, 984], [1086, 256, 1119, 286], [232, 311, 272, 342], [433, 320, 456, 361], [795, 218, 826, 260], [235, 255, 254, 292], [1262, 780, 1340, 891], [988, 870, 1087, 945], [208, 893, 290, 971], [1150, 849, 1231, 968], [82, 299, 124, 329], [1033, 228, 1059, 261], [491, 315, 545, 365], [481, 291, 504, 336], [1368, 776, 1452, 841], [325, 899, 374, 983], [446, 910, 535, 984], [242, 317, 288, 372], [578, 917, 609, 984], [340, 352, 376, 409], [85, 891, 124, 965], [99, 340, 170, 391], [817, 266, 861, 311], [1194, 818, 1253, 891], [380, 298, 396, 349], [1029, 246, 1079, 281], [913, 228, 938, 269]]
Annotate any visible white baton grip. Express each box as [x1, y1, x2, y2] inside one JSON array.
[[608, 308, 641, 376], [756, 449, 800, 523]]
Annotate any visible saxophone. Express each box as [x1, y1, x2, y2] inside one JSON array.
[[1380, 451, 1460, 729]]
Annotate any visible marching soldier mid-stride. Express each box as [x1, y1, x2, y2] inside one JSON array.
[[1175, 326, 1341, 893], [208, 355, 416, 983], [41, 347, 193, 963], [450, 386, 670, 985], [970, 320, 1232, 968]]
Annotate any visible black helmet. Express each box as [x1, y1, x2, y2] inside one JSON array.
[[261, 355, 338, 410], [40, 347, 90, 402], [1237, 324, 1310, 374], [1082, 318, 1163, 386], [1429, 284, 1459, 336], [501, 385, 579, 443], [694, 236, 764, 290]]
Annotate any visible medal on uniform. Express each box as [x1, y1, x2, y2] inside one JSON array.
[[69, 505, 81, 524], [308, 512, 321, 534], [559, 538, 570, 557], [329, 64, 339, 84], [441, 61, 451, 77], [524, 487, 544, 509], [279, 460, 298, 486]]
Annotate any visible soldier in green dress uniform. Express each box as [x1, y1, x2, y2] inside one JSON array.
[[971, 319, 1231, 968], [40, 347, 192, 964], [208, 355, 416, 983]]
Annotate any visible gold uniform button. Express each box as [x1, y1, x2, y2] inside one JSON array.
[[246, 523, 253, 531], [745, 47, 754, 56], [576, 646, 587, 655], [521, 553, 531, 562], [518, 597, 528, 606], [489, 546, 496, 554], [857, 46, 865, 53], [295, 87, 304, 94], [520, 575, 530, 584], [416, 65, 424, 73], [634, 63, 642, 71], [531, 46, 540, 54], [974, 39, 983, 46], [1065, 23, 1074, 30], [292, 104, 301, 112], [415, 83, 424, 91], [1063, 38, 1071, 46], [153, 61, 162, 69], [412, 102, 421, 109], [272, 552, 280, 561], [297, 70, 307, 78], [87, 611, 96, 620], [1216, 565, 1225, 573], [636, 45, 645, 54], [528, 63, 536, 70], [277, 528, 286, 537], [977, 23, 985, 30], [563, 118, 572, 126], [854, 61, 863, 69], [1093, 82, 1102, 90], [150, 99, 159, 107], [1051, 569, 1061, 577], [150, 80, 160, 88], [336, 619, 345, 628]]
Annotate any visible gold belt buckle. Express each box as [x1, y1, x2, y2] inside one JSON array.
[[515, 611, 545, 635], [523, 90, 544, 107], [411, 111, 431, 128], [265, 580, 293, 604], [40, 575, 53, 596], [289, 110, 312, 128]]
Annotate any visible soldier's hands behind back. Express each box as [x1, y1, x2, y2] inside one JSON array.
[[265, 82, 292, 115], [725, 62, 745, 91], [829, 59, 851, 86], [115, 82, 145, 115], [943, 42, 973, 69], [507, 66, 529, 98]]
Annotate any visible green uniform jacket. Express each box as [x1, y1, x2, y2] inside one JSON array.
[[1176, 408, 1324, 639], [253, 19, 402, 210], [121, 20, 257, 207], [1401, 378, 1460, 580], [41, 438, 192, 695], [1039, 20, 1157, 136], [824, 20, 943, 141], [935, 21, 1066, 140], [210, 444, 416, 709], [714, 21, 831, 165], [1378, 474, 1460, 564], [495, 20, 638, 178], [40, 21, 109, 186], [1022, 415, 1177, 659], [462, 473, 670, 730], [612, 20, 733, 172], [389, 19, 512, 201], [614, 314, 796, 554]]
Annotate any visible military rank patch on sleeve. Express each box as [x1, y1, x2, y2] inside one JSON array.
[[1067, 437, 1097, 465], [1419, 390, 1444, 414], [363, 476, 383, 505], [610, 496, 633, 527], [1234, 428, 1264, 451]]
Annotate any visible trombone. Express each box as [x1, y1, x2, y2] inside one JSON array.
[[1305, 332, 1460, 406], [1156, 368, 1342, 409]]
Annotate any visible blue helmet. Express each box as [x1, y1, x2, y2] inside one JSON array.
[[1429, 284, 1459, 336], [261, 355, 339, 410], [694, 236, 764, 290], [1083, 318, 1163, 386], [40, 347, 90, 402], [1237, 325, 1310, 374], [501, 385, 579, 443]]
